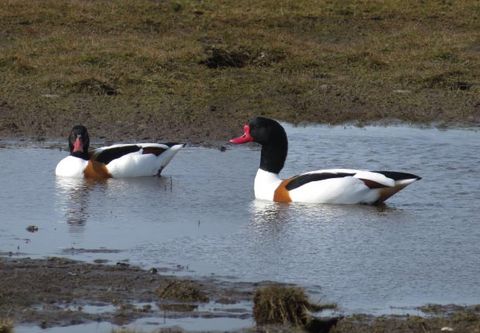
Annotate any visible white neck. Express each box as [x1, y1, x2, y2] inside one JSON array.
[[254, 169, 282, 201]]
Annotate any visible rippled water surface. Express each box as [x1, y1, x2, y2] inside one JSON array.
[[1, 124, 479, 316]]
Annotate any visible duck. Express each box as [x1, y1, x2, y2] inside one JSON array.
[[55, 125, 185, 179], [229, 117, 420, 204]]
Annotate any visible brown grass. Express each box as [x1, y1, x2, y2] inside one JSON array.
[[253, 285, 336, 327], [0, 318, 13, 333], [0, 0, 479, 142], [156, 280, 209, 303]]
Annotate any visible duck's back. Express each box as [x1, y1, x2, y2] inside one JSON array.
[[277, 169, 420, 204], [96, 143, 184, 178]]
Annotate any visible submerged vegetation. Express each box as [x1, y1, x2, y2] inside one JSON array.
[[0, 0, 479, 142]]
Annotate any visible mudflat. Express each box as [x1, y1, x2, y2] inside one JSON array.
[[0, 256, 254, 328], [1, 256, 479, 333]]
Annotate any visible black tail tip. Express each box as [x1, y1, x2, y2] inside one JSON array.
[[164, 142, 186, 148]]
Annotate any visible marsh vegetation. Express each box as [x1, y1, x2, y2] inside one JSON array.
[[0, 0, 479, 142]]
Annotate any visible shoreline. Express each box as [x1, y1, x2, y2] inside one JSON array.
[[1, 0, 479, 146], [1, 256, 479, 333], [1, 120, 479, 151]]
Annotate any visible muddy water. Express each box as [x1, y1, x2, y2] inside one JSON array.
[[1, 124, 479, 315]]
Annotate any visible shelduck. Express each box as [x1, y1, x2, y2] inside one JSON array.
[[230, 117, 420, 204], [55, 125, 184, 179]]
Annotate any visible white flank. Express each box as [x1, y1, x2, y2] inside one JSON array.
[[106, 143, 184, 177], [288, 176, 378, 204]]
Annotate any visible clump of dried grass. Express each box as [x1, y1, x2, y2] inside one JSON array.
[[0, 318, 13, 333], [156, 280, 209, 303], [253, 285, 336, 327]]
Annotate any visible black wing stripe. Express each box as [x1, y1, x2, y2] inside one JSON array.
[[142, 146, 167, 156], [93, 145, 141, 164], [285, 172, 355, 191], [371, 171, 421, 181], [163, 142, 184, 148]]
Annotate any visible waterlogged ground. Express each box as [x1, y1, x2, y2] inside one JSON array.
[[1, 124, 480, 331]]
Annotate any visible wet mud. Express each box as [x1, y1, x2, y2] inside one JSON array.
[[1, 256, 479, 333], [0, 256, 255, 329]]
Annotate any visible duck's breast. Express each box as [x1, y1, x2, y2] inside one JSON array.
[[254, 169, 283, 201], [55, 156, 88, 178]]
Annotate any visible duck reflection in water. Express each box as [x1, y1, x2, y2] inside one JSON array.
[[55, 177, 101, 232], [249, 200, 292, 237], [249, 199, 395, 236]]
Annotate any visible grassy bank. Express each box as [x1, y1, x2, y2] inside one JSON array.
[[0, 0, 479, 142]]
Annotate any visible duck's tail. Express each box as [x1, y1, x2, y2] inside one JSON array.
[[372, 171, 421, 204], [157, 143, 186, 176]]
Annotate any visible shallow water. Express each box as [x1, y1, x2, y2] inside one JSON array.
[[16, 316, 252, 333], [17, 301, 252, 333], [1, 124, 479, 320]]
